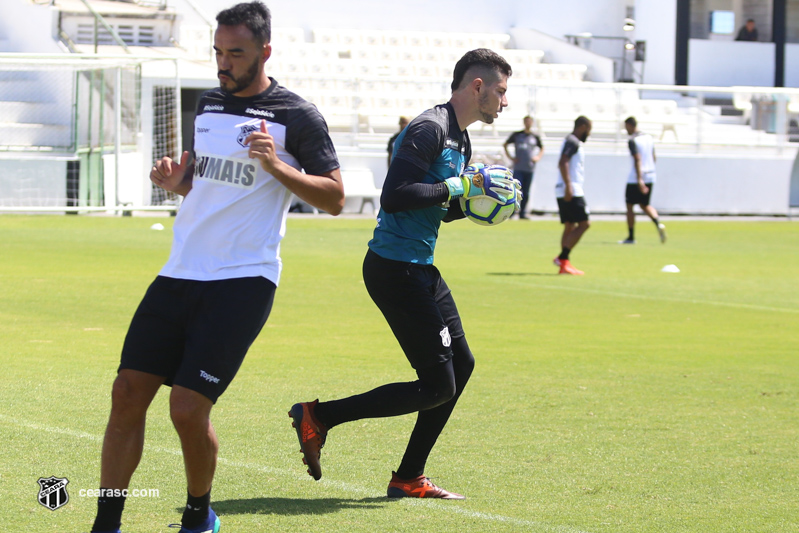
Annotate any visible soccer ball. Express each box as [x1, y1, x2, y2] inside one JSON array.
[[458, 164, 517, 226]]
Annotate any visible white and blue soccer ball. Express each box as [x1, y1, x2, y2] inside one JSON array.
[[458, 163, 517, 226]]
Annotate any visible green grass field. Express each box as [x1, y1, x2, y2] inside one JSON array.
[[1, 214, 798, 533]]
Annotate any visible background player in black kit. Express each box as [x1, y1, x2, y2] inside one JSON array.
[[290, 49, 514, 500], [90, 3, 344, 532]]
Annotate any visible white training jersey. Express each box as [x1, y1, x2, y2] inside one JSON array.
[[555, 133, 586, 198], [159, 80, 339, 285], [627, 131, 656, 184]]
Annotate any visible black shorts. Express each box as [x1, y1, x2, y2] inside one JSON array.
[[120, 275, 275, 403], [557, 196, 590, 223], [362, 249, 464, 370], [626, 183, 654, 206]]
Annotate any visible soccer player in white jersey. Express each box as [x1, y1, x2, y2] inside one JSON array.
[[620, 116, 666, 244], [89, 3, 344, 533], [553, 116, 592, 275]]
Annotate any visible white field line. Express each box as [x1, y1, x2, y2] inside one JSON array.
[[496, 279, 799, 314], [1, 413, 594, 533]]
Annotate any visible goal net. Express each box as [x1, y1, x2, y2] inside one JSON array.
[[0, 54, 181, 213]]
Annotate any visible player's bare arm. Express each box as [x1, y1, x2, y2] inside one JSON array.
[[151, 151, 194, 196], [533, 144, 545, 163], [634, 152, 649, 194], [559, 155, 573, 201], [503, 141, 516, 164], [245, 119, 345, 215]]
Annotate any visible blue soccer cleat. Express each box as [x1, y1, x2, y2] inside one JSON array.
[[168, 507, 220, 533]]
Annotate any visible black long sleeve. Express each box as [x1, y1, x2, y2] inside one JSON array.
[[380, 157, 451, 214]]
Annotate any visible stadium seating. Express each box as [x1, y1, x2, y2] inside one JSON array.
[[341, 168, 381, 214], [268, 27, 684, 141]]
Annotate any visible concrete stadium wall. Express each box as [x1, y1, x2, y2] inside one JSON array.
[[508, 28, 615, 83], [525, 149, 796, 216], [0, 0, 63, 53], [785, 44, 799, 88], [688, 39, 776, 87], [2, 148, 795, 215], [338, 142, 797, 216], [636, 0, 678, 86]]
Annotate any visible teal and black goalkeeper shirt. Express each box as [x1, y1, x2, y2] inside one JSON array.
[[368, 103, 471, 264]]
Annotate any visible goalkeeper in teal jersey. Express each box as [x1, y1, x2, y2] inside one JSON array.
[[290, 49, 513, 499]]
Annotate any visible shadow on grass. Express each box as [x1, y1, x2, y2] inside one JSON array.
[[205, 496, 394, 516]]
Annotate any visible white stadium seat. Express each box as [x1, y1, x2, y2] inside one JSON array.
[[264, 28, 689, 138]]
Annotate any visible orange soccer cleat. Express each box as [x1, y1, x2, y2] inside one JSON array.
[[386, 472, 465, 500], [289, 400, 327, 480], [558, 259, 584, 275]]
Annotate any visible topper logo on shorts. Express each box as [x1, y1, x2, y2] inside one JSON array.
[[194, 155, 257, 188], [200, 370, 220, 384]]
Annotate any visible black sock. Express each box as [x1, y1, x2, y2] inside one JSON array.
[[652, 217, 660, 227], [558, 247, 571, 261], [395, 467, 424, 480], [91, 489, 126, 532], [181, 489, 211, 528], [628, 227, 634, 240]]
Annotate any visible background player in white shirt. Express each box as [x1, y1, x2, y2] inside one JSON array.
[[620, 116, 666, 244], [90, 3, 344, 533], [554, 116, 592, 275]]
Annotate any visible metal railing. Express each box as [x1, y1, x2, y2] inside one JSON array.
[[76, 0, 130, 53]]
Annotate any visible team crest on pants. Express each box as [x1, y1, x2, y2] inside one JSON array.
[[37, 476, 69, 511], [439, 326, 451, 347]]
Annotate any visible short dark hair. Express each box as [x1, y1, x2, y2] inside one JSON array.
[[625, 116, 637, 126], [451, 48, 512, 92], [575, 115, 591, 129], [216, 1, 271, 44]]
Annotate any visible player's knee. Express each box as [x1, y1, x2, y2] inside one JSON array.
[[452, 341, 475, 384], [169, 390, 210, 432], [169, 404, 203, 434], [457, 354, 475, 385], [110, 373, 152, 417], [419, 373, 456, 407], [438, 376, 457, 404]]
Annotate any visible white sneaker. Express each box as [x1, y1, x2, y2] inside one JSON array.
[[658, 224, 667, 244]]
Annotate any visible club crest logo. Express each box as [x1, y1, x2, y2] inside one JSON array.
[[236, 124, 259, 147], [439, 326, 451, 348], [37, 476, 69, 511], [471, 174, 484, 188]]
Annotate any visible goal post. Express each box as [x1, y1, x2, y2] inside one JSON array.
[[0, 54, 181, 213]]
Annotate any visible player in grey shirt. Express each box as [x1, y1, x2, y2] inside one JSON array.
[[503, 115, 544, 218]]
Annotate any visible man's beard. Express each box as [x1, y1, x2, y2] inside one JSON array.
[[478, 91, 496, 124], [578, 131, 589, 142], [219, 57, 261, 95]]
